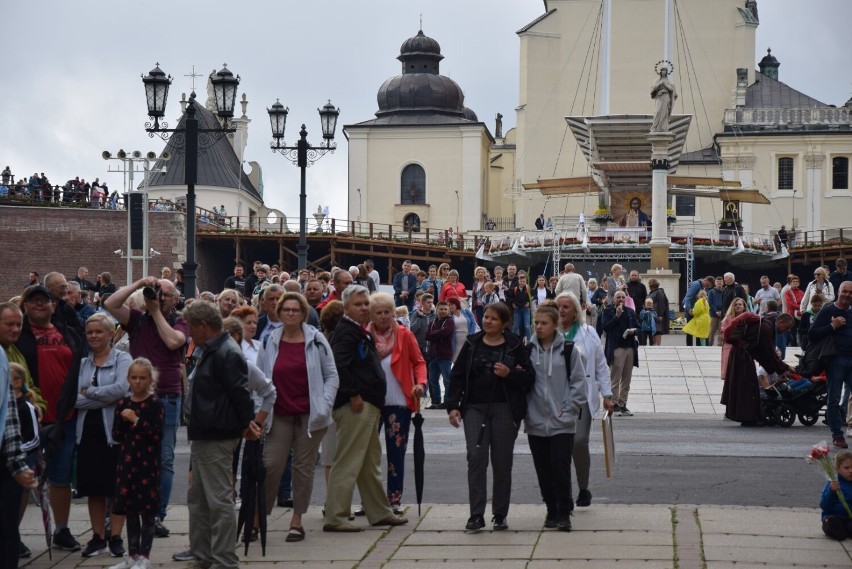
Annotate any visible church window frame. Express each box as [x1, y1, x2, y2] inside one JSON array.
[[400, 163, 426, 205], [403, 212, 421, 233], [832, 156, 849, 190], [777, 156, 795, 191]]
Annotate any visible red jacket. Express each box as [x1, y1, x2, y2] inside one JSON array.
[[316, 289, 340, 311], [440, 281, 467, 302], [388, 326, 427, 412], [784, 288, 804, 318]]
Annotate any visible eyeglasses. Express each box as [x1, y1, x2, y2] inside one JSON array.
[[25, 297, 52, 305]]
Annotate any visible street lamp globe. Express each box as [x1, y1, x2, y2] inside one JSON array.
[[142, 64, 172, 118], [267, 99, 289, 140], [318, 100, 340, 141], [210, 64, 240, 119]]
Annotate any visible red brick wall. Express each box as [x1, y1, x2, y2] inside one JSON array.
[[0, 205, 185, 301]]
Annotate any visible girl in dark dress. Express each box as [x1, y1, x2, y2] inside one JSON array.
[[110, 358, 164, 569]]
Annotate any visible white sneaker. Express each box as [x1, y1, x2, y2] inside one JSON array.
[[109, 555, 137, 569], [134, 558, 151, 569]]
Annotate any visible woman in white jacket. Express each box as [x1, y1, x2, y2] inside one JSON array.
[[800, 267, 835, 313], [256, 292, 339, 542], [556, 292, 615, 509]]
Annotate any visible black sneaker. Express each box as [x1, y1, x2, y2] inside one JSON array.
[[277, 493, 294, 508], [52, 528, 81, 552], [154, 518, 170, 538], [81, 534, 107, 557], [19, 542, 31, 558], [108, 535, 125, 557], [544, 509, 558, 529], [619, 406, 634, 417], [557, 514, 572, 532], [465, 515, 486, 532], [576, 489, 592, 507], [612, 404, 623, 414], [353, 506, 366, 517], [492, 515, 508, 531]]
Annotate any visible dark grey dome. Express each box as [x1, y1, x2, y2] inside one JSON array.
[[399, 30, 443, 61], [759, 48, 779, 68], [462, 107, 478, 121], [376, 29, 470, 118], [758, 48, 780, 80], [376, 74, 464, 116]]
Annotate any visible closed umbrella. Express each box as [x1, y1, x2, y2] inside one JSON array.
[[412, 400, 425, 517], [34, 450, 52, 560], [237, 438, 267, 556]]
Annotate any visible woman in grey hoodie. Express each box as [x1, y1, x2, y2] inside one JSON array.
[[524, 305, 587, 532]]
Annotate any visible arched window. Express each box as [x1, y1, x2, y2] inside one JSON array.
[[400, 164, 425, 205], [833, 157, 849, 190], [403, 213, 421, 233], [777, 157, 794, 190]]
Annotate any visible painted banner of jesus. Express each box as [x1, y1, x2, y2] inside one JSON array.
[[619, 197, 651, 227]]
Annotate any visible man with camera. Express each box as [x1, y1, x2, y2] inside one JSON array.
[[104, 276, 189, 538], [600, 290, 640, 417]]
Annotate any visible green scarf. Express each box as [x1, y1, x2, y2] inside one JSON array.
[[562, 321, 579, 342]]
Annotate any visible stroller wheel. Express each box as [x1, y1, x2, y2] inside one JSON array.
[[797, 412, 819, 427], [775, 403, 796, 427], [760, 401, 777, 426]]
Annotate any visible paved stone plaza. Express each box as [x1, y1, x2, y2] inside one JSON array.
[[17, 346, 852, 568]]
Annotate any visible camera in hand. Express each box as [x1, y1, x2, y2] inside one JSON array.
[[142, 285, 160, 300]]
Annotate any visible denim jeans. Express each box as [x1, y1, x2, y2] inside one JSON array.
[[428, 359, 452, 404], [159, 395, 181, 519], [473, 305, 484, 326], [775, 328, 788, 359], [826, 355, 852, 439], [46, 421, 77, 485], [513, 306, 531, 339]]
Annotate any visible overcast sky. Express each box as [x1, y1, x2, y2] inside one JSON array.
[[3, 0, 850, 220]]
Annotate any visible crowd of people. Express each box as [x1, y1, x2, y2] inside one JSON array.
[[2, 252, 852, 569], [679, 259, 852, 454], [0, 167, 120, 209]]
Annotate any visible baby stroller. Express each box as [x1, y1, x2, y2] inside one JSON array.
[[760, 377, 826, 427]]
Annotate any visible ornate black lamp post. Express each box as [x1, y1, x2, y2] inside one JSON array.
[[267, 99, 340, 270], [141, 63, 239, 299]]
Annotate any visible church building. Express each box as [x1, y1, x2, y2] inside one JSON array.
[[344, 30, 493, 235]]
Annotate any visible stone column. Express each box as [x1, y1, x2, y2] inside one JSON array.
[[646, 131, 675, 270]]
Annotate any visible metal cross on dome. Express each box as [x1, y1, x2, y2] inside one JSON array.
[[184, 65, 201, 92]]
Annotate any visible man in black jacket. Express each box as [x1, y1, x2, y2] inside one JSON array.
[[601, 291, 640, 417], [182, 300, 257, 569], [829, 258, 852, 294], [808, 281, 852, 449], [721, 272, 748, 315], [324, 285, 408, 532]]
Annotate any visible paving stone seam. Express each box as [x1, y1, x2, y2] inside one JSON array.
[[356, 507, 423, 568], [675, 505, 706, 569]]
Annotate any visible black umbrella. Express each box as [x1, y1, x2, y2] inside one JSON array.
[[412, 401, 425, 517], [237, 438, 267, 556]]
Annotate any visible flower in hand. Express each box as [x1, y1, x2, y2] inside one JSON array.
[[805, 441, 852, 518]]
